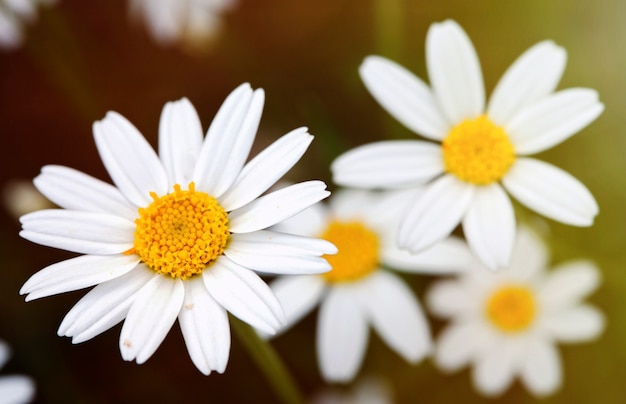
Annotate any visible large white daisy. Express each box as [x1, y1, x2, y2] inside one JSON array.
[[19, 83, 336, 375], [332, 19, 603, 270], [268, 188, 472, 382], [0, 340, 35, 404], [426, 227, 605, 397]]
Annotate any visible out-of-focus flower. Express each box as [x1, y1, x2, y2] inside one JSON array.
[[129, 0, 236, 51], [427, 227, 605, 397], [0, 340, 35, 404], [0, 0, 56, 50], [268, 189, 472, 382], [332, 19, 603, 271], [3, 179, 53, 219], [19, 83, 335, 375], [310, 375, 394, 404]]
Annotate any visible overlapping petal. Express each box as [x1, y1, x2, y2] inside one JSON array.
[[382, 236, 472, 274], [269, 275, 326, 336], [519, 339, 562, 396]]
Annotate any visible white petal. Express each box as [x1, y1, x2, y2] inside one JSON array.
[[398, 175, 474, 253], [519, 339, 562, 396], [270, 201, 328, 236], [193, 83, 264, 197], [228, 181, 329, 233], [331, 141, 444, 189], [58, 265, 155, 343], [229, 230, 337, 256], [225, 249, 331, 275], [359, 55, 449, 140], [179, 277, 231, 375], [119, 275, 184, 364], [538, 260, 600, 310], [502, 158, 598, 226], [506, 88, 604, 155], [487, 41, 566, 125], [0, 341, 8, 368], [20, 210, 134, 255], [505, 226, 548, 282], [158, 98, 204, 186], [34, 165, 136, 218], [357, 271, 431, 362], [426, 20, 484, 124], [317, 286, 369, 382], [472, 341, 519, 396], [269, 275, 325, 337], [382, 236, 473, 274], [202, 257, 284, 334], [21, 254, 140, 301], [435, 322, 494, 371], [543, 305, 605, 343], [426, 280, 473, 318], [0, 376, 35, 404], [93, 111, 168, 206], [219, 127, 313, 211], [462, 184, 515, 271]]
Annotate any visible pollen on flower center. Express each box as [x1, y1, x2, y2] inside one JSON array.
[[320, 220, 379, 283], [485, 284, 536, 332], [442, 114, 515, 185], [131, 182, 230, 280]]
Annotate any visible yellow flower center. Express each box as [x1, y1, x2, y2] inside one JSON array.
[[130, 182, 230, 280], [485, 285, 536, 332], [442, 115, 515, 184], [320, 220, 380, 284]]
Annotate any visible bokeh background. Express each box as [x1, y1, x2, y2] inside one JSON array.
[[0, 0, 624, 402]]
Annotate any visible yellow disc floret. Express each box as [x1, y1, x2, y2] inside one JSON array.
[[320, 220, 379, 284], [442, 114, 515, 184], [485, 284, 536, 332], [131, 182, 230, 280]]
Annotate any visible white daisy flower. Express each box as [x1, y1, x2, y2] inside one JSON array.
[[268, 188, 473, 382], [19, 83, 336, 375], [331, 19, 603, 271], [0, 340, 35, 404], [0, 0, 56, 50], [129, 0, 236, 48], [426, 227, 605, 397]]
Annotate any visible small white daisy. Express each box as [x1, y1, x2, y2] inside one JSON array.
[[129, 0, 236, 48], [426, 227, 605, 397], [0, 0, 56, 50], [332, 19, 603, 270], [268, 188, 473, 382], [19, 83, 336, 375], [0, 340, 35, 404]]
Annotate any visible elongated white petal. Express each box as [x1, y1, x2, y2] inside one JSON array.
[[505, 227, 548, 283], [58, 266, 155, 343], [426, 20, 484, 124], [398, 175, 474, 253], [502, 158, 598, 226], [193, 83, 264, 197], [358, 271, 431, 362], [538, 260, 600, 310], [179, 277, 231, 375], [228, 181, 329, 233], [359, 55, 449, 140], [159, 98, 203, 186], [317, 286, 369, 382], [20, 210, 134, 254], [472, 341, 519, 396], [219, 127, 313, 211], [543, 305, 605, 343], [225, 248, 331, 275], [462, 184, 515, 271], [383, 236, 473, 274], [426, 280, 474, 318], [202, 257, 284, 334], [0, 376, 35, 404], [507, 88, 604, 155], [229, 230, 337, 256], [93, 111, 168, 206], [269, 275, 325, 337], [34, 165, 136, 218], [120, 275, 184, 364], [21, 254, 140, 301], [519, 339, 562, 396], [487, 41, 566, 125], [331, 140, 444, 188], [435, 322, 494, 371]]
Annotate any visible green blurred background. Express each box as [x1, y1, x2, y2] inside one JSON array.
[[0, 0, 624, 402]]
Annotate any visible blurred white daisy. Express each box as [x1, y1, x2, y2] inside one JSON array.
[[268, 188, 472, 382], [332, 19, 603, 271], [0, 340, 35, 404], [19, 83, 335, 375], [426, 227, 605, 397], [129, 0, 236, 50], [0, 0, 56, 50]]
